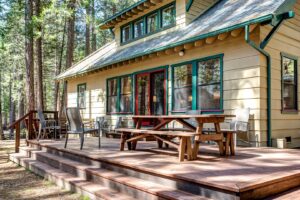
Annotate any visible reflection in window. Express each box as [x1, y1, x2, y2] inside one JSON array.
[[173, 64, 192, 111], [162, 4, 175, 28], [122, 25, 131, 43], [147, 12, 158, 33], [77, 84, 86, 109], [134, 19, 144, 38], [107, 79, 118, 113], [120, 76, 132, 112], [282, 56, 298, 111], [198, 58, 221, 110]]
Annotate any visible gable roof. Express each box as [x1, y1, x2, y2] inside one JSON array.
[[57, 0, 295, 80]]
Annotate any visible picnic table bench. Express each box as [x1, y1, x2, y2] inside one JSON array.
[[116, 128, 198, 162]]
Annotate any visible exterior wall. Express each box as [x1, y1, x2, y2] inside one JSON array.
[[186, 0, 218, 24], [67, 30, 269, 146], [261, 0, 300, 148]]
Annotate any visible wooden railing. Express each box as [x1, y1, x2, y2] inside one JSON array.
[[9, 110, 58, 153]]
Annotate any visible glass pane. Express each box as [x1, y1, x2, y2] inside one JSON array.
[[134, 19, 144, 38], [121, 76, 132, 95], [174, 64, 192, 88], [198, 84, 220, 110], [147, 13, 158, 33], [282, 57, 296, 110], [78, 85, 86, 108], [173, 87, 192, 111], [108, 79, 117, 96], [120, 95, 131, 113], [108, 96, 117, 113], [151, 72, 165, 115], [198, 58, 220, 85], [137, 75, 150, 115], [122, 25, 131, 42], [120, 76, 132, 112], [162, 5, 175, 27]]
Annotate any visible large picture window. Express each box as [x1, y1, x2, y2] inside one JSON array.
[[77, 83, 86, 109], [121, 2, 175, 44], [281, 53, 298, 112], [172, 55, 223, 113], [107, 75, 133, 114]]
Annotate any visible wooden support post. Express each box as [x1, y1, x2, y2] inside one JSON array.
[[15, 123, 20, 153], [179, 137, 187, 162], [28, 111, 34, 140]]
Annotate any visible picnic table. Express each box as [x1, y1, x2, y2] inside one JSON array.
[[116, 114, 235, 161]]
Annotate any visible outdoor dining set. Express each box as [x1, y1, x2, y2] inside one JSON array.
[[36, 107, 250, 162]]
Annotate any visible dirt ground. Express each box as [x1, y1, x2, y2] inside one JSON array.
[[0, 140, 84, 200]]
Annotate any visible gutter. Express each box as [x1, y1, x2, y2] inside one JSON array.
[[244, 11, 294, 147]]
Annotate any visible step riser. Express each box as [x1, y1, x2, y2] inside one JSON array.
[[27, 143, 237, 200], [32, 151, 165, 200], [10, 155, 98, 200]]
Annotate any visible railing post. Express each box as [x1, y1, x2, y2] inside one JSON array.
[[15, 123, 20, 153], [28, 111, 34, 140]]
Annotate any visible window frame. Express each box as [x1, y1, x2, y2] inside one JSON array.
[[161, 3, 176, 29], [281, 52, 299, 114], [120, 2, 176, 45], [171, 54, 224, 114], [77, 83, 87, 109], [106, 74, 134, 115]]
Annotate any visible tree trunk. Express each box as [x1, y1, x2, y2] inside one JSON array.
[[54, 20, 67, 112], [0, 72, 4, 140], [25, 0, 35, 112], [18, 73, 25, 129], [9, 75, 16, 139], [60, 0, 76, 117], [85, 0, 91, 56], [91, 0, 96, 52], [35, 0, 44, 110]]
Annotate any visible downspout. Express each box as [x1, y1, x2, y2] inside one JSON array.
[[244, 11, 295, 147]]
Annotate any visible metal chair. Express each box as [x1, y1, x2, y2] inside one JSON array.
[[65, 107, 100, 150], [37, 110, 60, 141], [102, 117, 124, 138]]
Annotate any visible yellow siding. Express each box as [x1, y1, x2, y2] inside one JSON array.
[[260, 0, 300, 148], [67, 30, 269, 146]]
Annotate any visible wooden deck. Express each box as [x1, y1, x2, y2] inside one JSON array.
[[10, 137, 300, 200]]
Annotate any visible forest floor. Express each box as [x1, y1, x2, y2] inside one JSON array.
[[0, 139, 84, 200]]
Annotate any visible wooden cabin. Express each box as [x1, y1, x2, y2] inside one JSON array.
[[57, 0, 300, 148]]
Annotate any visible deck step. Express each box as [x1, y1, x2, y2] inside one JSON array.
[[30, 150, 211, 200], [9, 152, 137, 200]]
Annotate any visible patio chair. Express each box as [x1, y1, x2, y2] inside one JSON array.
[[95, 116, 105, 137], [65, 107, 100, 150], [37, 109, 61, 141], [102, 117, 124, 138]]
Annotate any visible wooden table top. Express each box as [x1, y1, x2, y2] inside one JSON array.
[[132, 114, 235, 119]]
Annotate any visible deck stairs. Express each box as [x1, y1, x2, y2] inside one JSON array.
[[10, 143, 216, 200]]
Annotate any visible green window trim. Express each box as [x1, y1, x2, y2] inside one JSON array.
[[171, 54, 224, 114], [281, 52, 299, 113], [77, 83, 87, 109], [106, 74, 134, 115], [120, 2, 176, 45]]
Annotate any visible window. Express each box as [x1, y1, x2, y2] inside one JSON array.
[[172, 55, 223, 113], [107, 75, 133, 114], [281, 53, 298, 112], [77, 83, 86, 109], [107, 78, 118, 113], [120, 2, 176, 44], [197, 58, 221, 111], [122, 25, 131, 43], [147, 12, 158, 33], [134, 19, 144, 38], [120, 76, 132, 112], [162, 4, 175, 28], [173, 64, 192, 111]]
